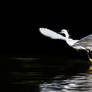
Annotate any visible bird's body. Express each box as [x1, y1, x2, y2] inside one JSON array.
[[64, 38, 79, 46], [39, 28, 92, 62]]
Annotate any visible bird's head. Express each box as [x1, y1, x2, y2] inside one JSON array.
[[60, 29, 68, 34], [60, 29, 69, 38]]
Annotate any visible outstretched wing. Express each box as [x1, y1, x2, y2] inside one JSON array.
[[39, 28, 65, 40], [73, 34, 92, 51]]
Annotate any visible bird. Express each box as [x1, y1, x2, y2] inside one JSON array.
[[39, 28, 92, 62]]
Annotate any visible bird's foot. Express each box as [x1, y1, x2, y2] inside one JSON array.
[[89, 58, 92, 62]]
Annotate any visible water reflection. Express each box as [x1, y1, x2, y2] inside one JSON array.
[[40, 65, 92, 92], [8, 57, 92, 92]]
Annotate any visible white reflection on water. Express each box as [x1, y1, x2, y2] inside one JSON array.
[[13, 57, 39, 61], [40, 65, 92, 92]]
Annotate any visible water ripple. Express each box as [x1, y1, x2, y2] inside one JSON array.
[[40, 66, 92, 92]]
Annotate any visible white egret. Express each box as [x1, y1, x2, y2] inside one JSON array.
[[39, 28, 92, 62]]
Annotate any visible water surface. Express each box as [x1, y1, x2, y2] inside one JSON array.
[[7, 56, 92, 92]]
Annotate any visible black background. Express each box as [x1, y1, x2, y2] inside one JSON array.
[[1, 1, 92, 58]]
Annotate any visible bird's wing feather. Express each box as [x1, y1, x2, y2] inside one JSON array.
[[75, 34, 92, 45], [39, 28, 65, 40], [73, 34, 92, 51]]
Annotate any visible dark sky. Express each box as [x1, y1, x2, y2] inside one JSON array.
[[1, 22, 91, 58], [1, 3, 92, 57]]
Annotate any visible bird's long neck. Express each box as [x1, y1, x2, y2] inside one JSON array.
[[64, 32, 73, 46], [65, 32, 69, 39]]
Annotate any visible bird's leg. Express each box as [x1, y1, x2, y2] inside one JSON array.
[[86, 49, 92, 62]]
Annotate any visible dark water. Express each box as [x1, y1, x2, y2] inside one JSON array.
[[7, 56, 92, 92]]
